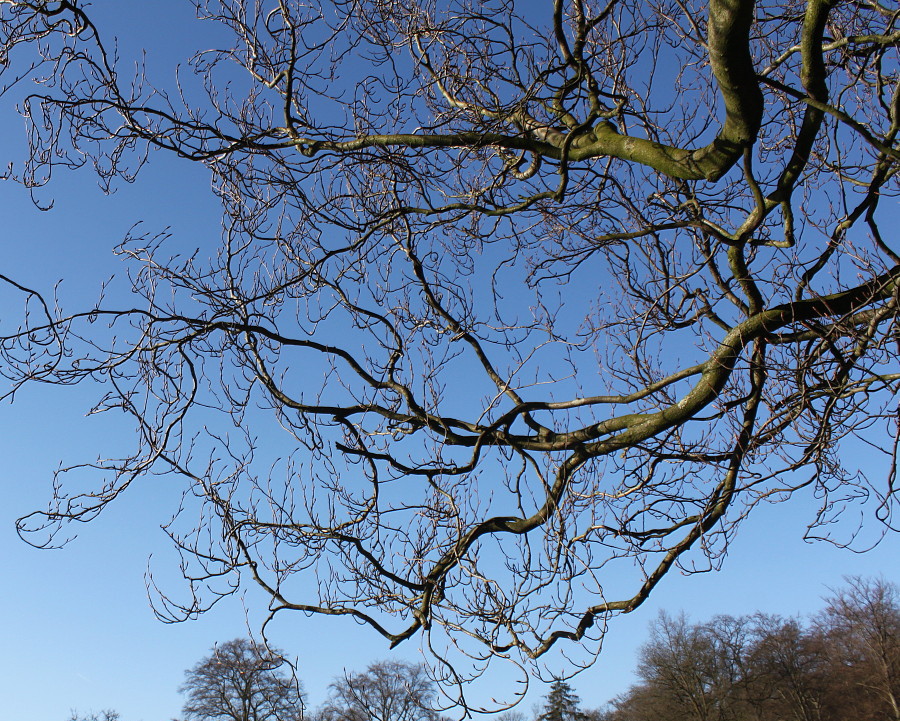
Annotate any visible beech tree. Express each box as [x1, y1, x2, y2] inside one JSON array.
[[817, 577, 900, 720], [746, 616, 832, 721], [316, 661, 441, 721], [607, 580, 900, 721], [179, 638, 305, 721], [633, 613, 732, 721], [1, 0, 899, 702]]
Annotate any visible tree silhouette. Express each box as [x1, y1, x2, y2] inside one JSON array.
[[179, 639, 304, 721], [817, 577, 900, 721], [607, 580, 900, 721], [316, 661, 440, 721], [538, 680, 587, 721]]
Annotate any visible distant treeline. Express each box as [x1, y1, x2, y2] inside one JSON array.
[[598, 576, 900, 721]]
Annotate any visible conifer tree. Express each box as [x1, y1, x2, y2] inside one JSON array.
[[538, 680, 587, 721]]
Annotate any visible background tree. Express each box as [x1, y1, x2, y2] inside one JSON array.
[[315, 660, 441, 721], [179, 638, 305, 721], [537, 680, 588, 721], [816, 577, 900, 721], [632, 612, 743, 721], [746, 616, 833, 721], [68, 712, 120, 721], [1, 0, 899, 703], [607, 579, 900, 721]]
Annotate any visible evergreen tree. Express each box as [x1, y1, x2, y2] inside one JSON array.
[[538, 680, 586, 721]]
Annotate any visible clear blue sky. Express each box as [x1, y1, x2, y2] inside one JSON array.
[[0, 3, 897, 721]]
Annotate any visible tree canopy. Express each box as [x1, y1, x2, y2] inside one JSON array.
[[1, 0, 899, 705], [607, 578, 900, 721], [179, 638, 305, 721], [316, 660, 442, 721]]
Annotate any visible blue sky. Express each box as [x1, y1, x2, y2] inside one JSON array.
[[1, 3, 898, 721], [1, 368, 895, 721]]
